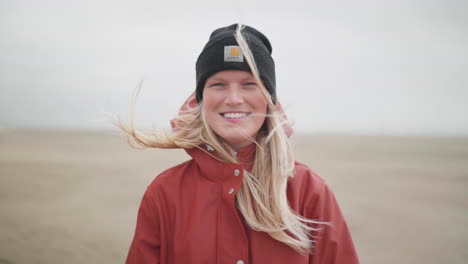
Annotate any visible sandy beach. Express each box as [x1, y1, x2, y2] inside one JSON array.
[[0, 130, 467, 264]]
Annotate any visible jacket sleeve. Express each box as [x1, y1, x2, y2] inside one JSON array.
[[126, 188, 161, 264], [309, 183, 359, 264]]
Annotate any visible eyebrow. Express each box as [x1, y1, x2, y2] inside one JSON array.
[[207, 77, 256, 82]]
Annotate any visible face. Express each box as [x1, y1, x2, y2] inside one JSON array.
[[203, 70, 268, 150]]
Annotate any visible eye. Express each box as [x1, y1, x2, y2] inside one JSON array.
[[244, 82, 258, 88], [209, 82, 224, 87], [243, 82, 258, 89]]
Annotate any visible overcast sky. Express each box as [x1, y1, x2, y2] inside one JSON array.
[[1, 0, 467, 136]]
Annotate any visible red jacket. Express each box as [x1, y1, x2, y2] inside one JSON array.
[[125, 142, 359, 263]]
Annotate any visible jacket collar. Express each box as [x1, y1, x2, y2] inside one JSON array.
[[185, 143, 256, 183]]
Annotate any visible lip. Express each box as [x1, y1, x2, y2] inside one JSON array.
[[219, 111, 251, 123]]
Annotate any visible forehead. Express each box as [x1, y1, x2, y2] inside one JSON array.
[[207, 70, 254, 81]]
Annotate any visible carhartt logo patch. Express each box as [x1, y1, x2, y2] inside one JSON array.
[[224, 45, 244, 62]]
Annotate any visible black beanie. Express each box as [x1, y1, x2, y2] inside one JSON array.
[[195, 24, 276, 104]]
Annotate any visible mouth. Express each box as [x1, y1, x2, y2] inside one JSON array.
[[220, 111, 251, 122]]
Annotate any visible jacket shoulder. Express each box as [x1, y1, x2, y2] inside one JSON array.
[[286, 161, 328, 214], [290, 161, 327, 191], [145, 159, 196, 193]]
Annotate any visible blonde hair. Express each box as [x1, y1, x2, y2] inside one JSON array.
[[114, 24, 323, 254]]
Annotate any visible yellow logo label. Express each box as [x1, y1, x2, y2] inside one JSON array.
[[224, 45, 244, 62], [230, 47, 240, 57]]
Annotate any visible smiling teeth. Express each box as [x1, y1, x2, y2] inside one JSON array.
[[223, 112, 248, 119]]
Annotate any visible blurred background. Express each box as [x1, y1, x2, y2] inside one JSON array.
[[1, 0, 467, 263]]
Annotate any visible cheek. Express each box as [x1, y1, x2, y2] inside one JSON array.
[[254, 107, 267, 128], [202, 94, 221, 128], [249, 96, 268, 129], [251, 93, 268, 115], [202, 90, 222, 110]]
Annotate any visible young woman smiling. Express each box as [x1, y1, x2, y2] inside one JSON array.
[[117, 24, 359, 264], [203, 70, 268, 150]]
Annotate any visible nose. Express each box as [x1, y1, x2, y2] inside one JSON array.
[[224, 86, 244, 105]]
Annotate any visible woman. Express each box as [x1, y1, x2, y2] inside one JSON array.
[[118, 24, 359, 263]]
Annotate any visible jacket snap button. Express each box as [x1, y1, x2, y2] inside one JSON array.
[[206, 144, 214, 152], [234, 169, 240, 176], [228, 188, 235, 194], [237, 260, 244, 264]]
